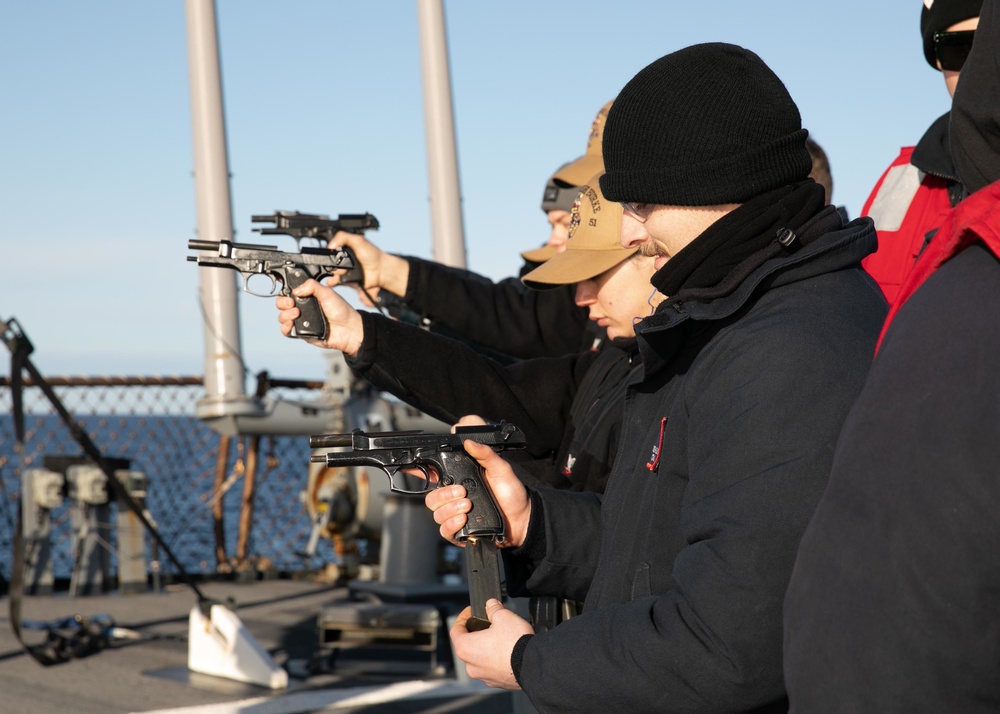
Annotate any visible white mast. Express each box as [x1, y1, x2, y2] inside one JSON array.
[[184, 0, 257, 431], [417, 0, 467, 268]]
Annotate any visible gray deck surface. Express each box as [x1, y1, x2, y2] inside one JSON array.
[[0, 578, 516, 714]]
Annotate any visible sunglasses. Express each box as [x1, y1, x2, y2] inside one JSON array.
[[934, 30, 976, 72], [620, 202, 655, 223]]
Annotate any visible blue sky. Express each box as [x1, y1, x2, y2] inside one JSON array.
[[2, 1, 951, 382]]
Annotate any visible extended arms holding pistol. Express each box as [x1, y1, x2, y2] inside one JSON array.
[[310, 421, 527, 630], [187, 210, 378, 340]]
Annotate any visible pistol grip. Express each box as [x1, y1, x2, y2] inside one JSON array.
[[284, 267, 327, 340], [437, 451, 504, 541], [338, 247, 365, 286]]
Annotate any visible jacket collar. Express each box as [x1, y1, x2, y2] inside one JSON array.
[[633, 215, 877, 375], [912, 112, 960, 183]]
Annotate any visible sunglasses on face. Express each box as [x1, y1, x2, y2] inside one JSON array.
[[620, 202, 655, 222], [934, 30, 976, 72]]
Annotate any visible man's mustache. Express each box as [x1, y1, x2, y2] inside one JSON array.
[[637, 240, 670, 259]]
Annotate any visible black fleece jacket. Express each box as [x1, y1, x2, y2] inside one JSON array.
[[504, 191, 886, 713]]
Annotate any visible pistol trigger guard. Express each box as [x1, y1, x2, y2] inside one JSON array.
[[242, 273, 280, 299]]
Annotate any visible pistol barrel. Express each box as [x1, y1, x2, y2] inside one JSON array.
[[309, 433, 355, 449]]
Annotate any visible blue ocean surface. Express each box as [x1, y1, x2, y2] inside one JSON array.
[[0, 412, 329, 584]]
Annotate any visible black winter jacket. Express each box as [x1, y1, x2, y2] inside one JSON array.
[[784, 3, 1000, 709], [504, 201, 887, 713]]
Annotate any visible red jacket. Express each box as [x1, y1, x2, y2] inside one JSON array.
[[861, 145, 957, 305], [876, 178, 1000, 351]]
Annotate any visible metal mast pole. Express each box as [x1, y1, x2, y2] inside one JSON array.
[[416, 0, 467, 268], [184, 0, 256, 431]]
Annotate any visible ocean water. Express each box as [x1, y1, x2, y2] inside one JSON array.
[[0, 412, 328, 585]]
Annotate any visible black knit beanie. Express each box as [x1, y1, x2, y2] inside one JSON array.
[[600, 43, 812, 206], [921, 0, 984, 69]]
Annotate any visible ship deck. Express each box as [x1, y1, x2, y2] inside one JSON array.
[[0, 577, 516, 714]]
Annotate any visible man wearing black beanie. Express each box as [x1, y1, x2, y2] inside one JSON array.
[[861, 0, 983, 305], [421, 42, 886, 712]]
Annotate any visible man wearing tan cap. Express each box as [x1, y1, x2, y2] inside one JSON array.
[[327, 100, 614, 363], [275, 173, 657, 496], [521, 100, 612, 267]]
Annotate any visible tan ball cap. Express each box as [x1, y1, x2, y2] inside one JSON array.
[[551, 100, 613, 187], [521, 173, 635, 289], [520, 244, 561, 263], [522, 100, 615, 263]]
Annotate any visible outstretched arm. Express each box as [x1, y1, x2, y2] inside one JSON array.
[[325, 230, 411, 301], [326, 230, 591, 359], [404, 256, 591, 359], [350, 310, 584, 456]]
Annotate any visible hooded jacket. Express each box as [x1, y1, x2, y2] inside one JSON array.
[[860, 111, 966, 306], [503, 184, 887, 713], [861, 114, 962, 304], [784, 3, 1000, 709]]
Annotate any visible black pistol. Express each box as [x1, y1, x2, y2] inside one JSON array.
[[187, 238, 359, 340], [251, 210, 379, 249], [309, 421, 526, 631]]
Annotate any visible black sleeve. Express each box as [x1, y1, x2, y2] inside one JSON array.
[[348, 310, 595, 459], [501, 487, 603, 602], [400, 256, 590, 359], [784, 244, 1000, 712]]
